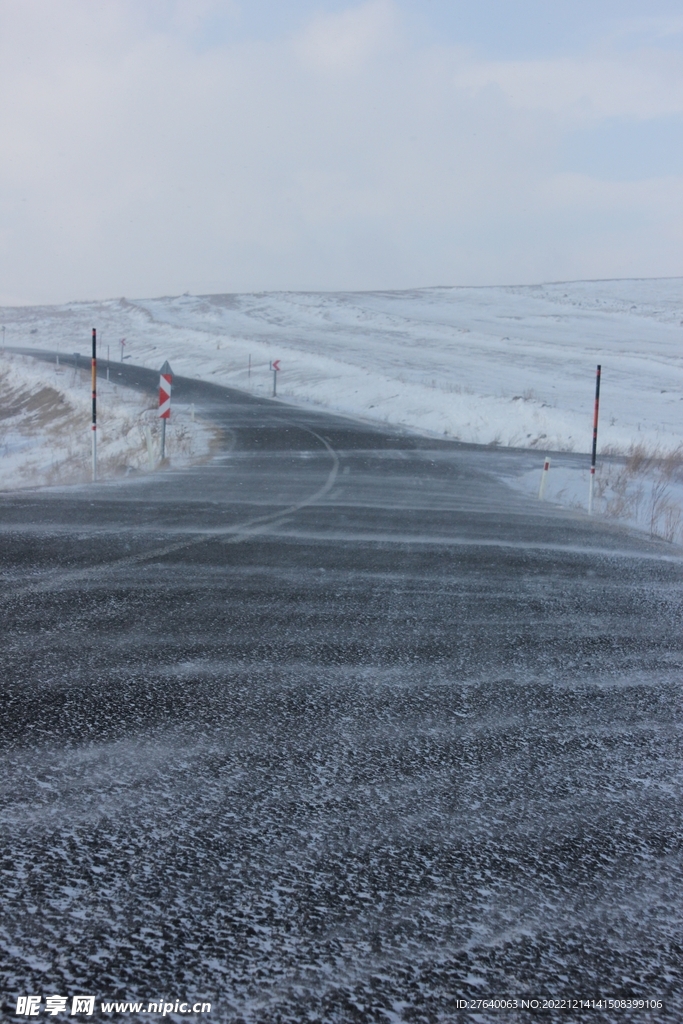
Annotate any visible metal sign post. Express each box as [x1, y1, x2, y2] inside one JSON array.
[[158, 360, 173, 461], [588, 364, 601, 514], [91, 329, 97, 482]]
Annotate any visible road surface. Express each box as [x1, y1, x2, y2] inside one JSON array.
[[1, 357, 681, 1022]]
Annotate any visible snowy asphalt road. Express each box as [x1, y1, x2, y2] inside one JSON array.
[[1, 359, 682, 1023]]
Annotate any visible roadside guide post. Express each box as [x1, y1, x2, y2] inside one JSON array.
[[272, 359, 281, 397], [120, 338, 126, 362], [145, 427, 155, 470], [588, 364, 601, 515], [91, 328, 97, 482], [538, 456, 551, 500], [159, 360, 173, 461]]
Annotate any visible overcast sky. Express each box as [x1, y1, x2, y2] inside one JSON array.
[[1, 0, 682, 304]]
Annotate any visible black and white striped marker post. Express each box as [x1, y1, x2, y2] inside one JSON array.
[[588, 364, 601, 514], [91, 328, 97, 482]]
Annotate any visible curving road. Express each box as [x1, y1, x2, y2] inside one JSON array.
[[1, 357, 682, 1022]]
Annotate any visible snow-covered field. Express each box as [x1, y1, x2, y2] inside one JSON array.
[[3, 277, 681, 453], [1, 277, 681, 537], [0, 352, 213, 491]]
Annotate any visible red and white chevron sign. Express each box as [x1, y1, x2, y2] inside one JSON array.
[[158, 360, 173, 419]]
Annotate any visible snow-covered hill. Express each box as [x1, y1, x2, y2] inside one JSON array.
[[3, 277, 681, 456]]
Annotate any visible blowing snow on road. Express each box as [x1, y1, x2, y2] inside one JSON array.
[[1, 317, 682, 1020]]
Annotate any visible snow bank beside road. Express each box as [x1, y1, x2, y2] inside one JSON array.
[[0, 353, 213, 491], [505, 448, 683, 546]]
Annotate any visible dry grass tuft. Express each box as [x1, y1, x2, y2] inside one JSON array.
[[596, 443, 683, 544]]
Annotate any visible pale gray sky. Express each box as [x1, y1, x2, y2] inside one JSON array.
[[1, 0, 682, 304]]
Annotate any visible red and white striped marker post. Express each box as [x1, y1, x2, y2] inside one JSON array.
[[158, 360, 172, 461], [538, 455, 551, 500], [272, 359, 281, 396], [588, 364, 601, 514]]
